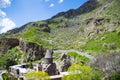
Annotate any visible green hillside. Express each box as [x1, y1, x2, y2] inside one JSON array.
[[0, 0, 120, 69], [0, 1, 120, 80], [2, 0, 119, 52]]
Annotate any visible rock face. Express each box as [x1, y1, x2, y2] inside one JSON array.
[[90, 53, 120, 79], [59, 53, 72, 72], [0, 38, 19, 55], [0, 37, 47, 62], [83, 18, 111, 37], [19, 41, 46, 62], [32, 23, 50, 33]]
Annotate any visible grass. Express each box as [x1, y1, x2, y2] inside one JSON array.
[[0, 0, 120, 66], [83, 30, 120, 53], [99, 0, 120, 20], [68, 52, 90, 62], [0, 47, 22, 69]]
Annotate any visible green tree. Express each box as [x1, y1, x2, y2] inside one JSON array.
[[62, 63, 103, 80], [2, 73, 9, 80], [62, 63, 92, 80], [25, 71, 50, 80]]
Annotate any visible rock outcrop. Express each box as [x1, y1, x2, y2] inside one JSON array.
[[32, 23, 50, 33], [90, 53, 120, 79], [0, 38, 19, 55], [19, 41, 46, 62], [0, 38, 46, 62]]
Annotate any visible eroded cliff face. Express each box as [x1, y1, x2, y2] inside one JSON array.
[[0, 38, 19, 55], [19, 41, 46, 62], [0, 38, 46, 62]]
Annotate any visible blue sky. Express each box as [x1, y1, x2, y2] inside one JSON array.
[[0, 0, 88, 33]]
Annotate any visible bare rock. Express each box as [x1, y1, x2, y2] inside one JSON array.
[[19, 41, 46, 62], [0, 38, 19, 55], [32, 23, 50, 33]]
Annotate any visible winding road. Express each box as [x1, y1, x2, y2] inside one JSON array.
[[54, 49, 95, 60]]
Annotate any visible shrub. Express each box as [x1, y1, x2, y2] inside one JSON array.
[[25, 71, 50, 80], [62, 63, 102, 80], [68, 52, 89, 62]]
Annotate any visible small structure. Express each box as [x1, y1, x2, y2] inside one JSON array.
[[9, 49, 63, 80], [10, 64, 34, 80], [42, 49, 59, 76], [44, 49, 53, 64]]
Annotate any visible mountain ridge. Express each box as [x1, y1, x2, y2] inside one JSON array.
[[0, 0, 120, 51], [52, 0, 100, 19]]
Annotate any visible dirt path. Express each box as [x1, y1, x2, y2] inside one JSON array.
[[54, 49, 95, 60]]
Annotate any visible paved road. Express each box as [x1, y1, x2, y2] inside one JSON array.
[[0, 70, 7, 80], [54, 49, 95, 60]]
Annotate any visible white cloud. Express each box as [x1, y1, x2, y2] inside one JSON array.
[[59, 0, 64, 3], [0, 18, 16, 33], [0, 0, 16, 33], [49, 3, 54, 7], [0, 0, 11, 8], [0, 10, 6, 17]]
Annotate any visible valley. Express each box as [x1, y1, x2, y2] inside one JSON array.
[[0, 0, 120, 80]]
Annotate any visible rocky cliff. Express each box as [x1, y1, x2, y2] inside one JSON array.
[[19, 41, 46, 62], [0, 38, 19, 55]]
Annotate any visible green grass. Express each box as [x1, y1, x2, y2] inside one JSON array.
[[0, 47, 22, 69], [68, 52, 90, 62], [0, 0, 120, 56], [99, 0, 120, 20], [83, 31, 120, 53], [2, 73, 9, 80]]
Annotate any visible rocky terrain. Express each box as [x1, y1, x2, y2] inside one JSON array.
[[0, 0, 120, 79]]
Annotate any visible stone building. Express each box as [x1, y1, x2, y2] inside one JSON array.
[[42, 49, 59, 76]]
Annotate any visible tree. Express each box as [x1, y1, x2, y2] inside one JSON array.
[[25, 71, 50, 80], [62, 63, 103, 80], [62, 63, 92, 80]]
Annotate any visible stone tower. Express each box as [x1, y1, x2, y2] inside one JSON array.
[[42, 49, 59, 76], [44, 49, 53, 64]]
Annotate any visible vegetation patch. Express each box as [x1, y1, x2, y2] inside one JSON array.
[[0, 47, 22, 69], [68, 52, 89, 62], [83, 31, 120, 53]]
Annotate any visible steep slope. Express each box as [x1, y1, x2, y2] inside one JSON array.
[[0, 1, 120, 79], [0, 0, 120, 52], [0, 0, 119, 67]]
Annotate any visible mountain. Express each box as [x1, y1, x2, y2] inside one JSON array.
[[1, 0, 120, 52], [0, 0, 120, 69]]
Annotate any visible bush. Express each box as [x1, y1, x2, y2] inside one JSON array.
[[2, 73, 9, 80], [110, 73, 120, 80], [62, 63, 102, 80], [68, 52, 89, 62], [25, 71, 50, 80]]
